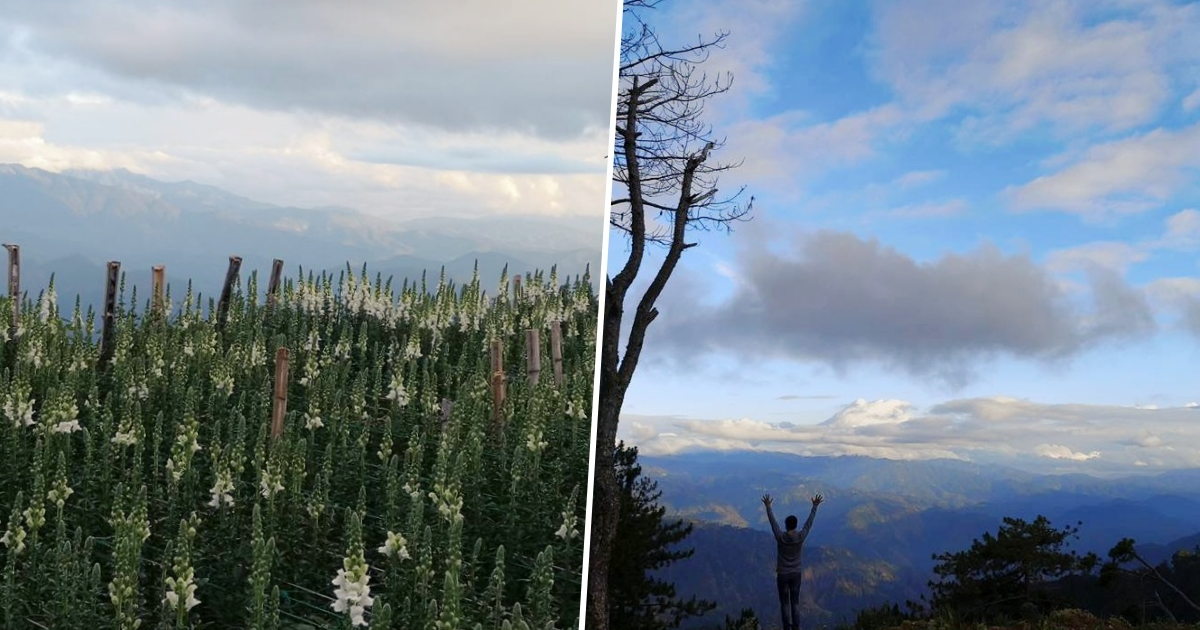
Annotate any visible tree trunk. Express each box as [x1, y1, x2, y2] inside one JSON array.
[[586, 340, 629, 630], [586, 399, 622, 630]]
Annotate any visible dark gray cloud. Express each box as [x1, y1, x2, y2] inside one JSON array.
[[655, 229, 1156, 386], [0, 1, 617, 140]]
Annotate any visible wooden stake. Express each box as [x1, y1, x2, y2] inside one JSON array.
[[266, 259, 284, 308], [439, 398, 453, 433], [490, 340, 506, 427], [100, 261, 120, 365], [525, 328, 541, 386], [3, 244, 18, 336], [216, 255, 242, 329], [550, 321, 564, 386], [272, 347, 289, 439], [151, 265, 165, 316], [513, 275, 522, 304]]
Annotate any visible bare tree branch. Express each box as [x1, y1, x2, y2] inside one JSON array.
[[587, 2, 753, 629]]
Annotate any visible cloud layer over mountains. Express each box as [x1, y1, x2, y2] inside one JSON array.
[[622, 396, 1200, 474]]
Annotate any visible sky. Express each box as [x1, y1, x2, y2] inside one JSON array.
[[611, 0, 1200, 475], [0, 1, 618, 220]]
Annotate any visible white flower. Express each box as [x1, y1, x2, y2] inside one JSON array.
[[331, 568, 373, 627], [164, 568, 200, 611], [377, 531, 411, 560], [304, 412, 324, 431], [112, 430, 137, 446], [260, 472, 284, 499], [47, 485, 74, 510], [24, 345, 43, 368], [212, 372, 234, 396], [208, 471, 235, 508], [566, 401, 588, 420], [386, 373, 409, 406], [403, 337, 421, 360], [38, 288, 56, 322], [182, 342, 194, 357], [3, 397, 35, 428], [53, 419, 81, 434], [0, 523, 26, 555]]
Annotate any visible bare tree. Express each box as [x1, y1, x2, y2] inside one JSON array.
[[587, 2, 752, 629]]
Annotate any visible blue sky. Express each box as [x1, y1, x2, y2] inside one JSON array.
[[611, 0, 1200, 474]]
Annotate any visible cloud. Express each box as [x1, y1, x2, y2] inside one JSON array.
[[821, 399, 913, 429], [887, 198, 968, 218], [1005, 123, 1200, 218], [1044, 241, 1149, 275], [1184, 88, 1200, 112], [869, 0, 1199, 143], [724, 104, 907, 187], [0, 95, 609, 220], [654, 228, 1155, 387], [1157, 209, 1200, 250], [0, 1, 618, 140], [619, 397, 1200, 473], [1034, 444, 1100, 461], [892, 169, 947, 189]]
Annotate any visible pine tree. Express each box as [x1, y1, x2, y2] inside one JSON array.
[[609, 441, 716, 630], [928, 515, 1099, 622]]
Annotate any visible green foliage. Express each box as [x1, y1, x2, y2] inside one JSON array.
[[927, 515, 1099, 623], [1100, 539, 1200, 625], [717, 607, 760, 630], [0, 263, 596, 629], [610, 441, 716, 630], [847, 601, 926, 630]]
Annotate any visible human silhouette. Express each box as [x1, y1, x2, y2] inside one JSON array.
[[761, 492, 823, 630]]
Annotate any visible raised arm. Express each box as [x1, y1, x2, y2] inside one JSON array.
[[762, 494, 783, 541], [797, 493, 823, 543]]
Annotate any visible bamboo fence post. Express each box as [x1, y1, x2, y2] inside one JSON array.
[[266, 259, 284, 308], [490, 339, 506, 428], [100, 261, 120, 365], [216, 255, 242, 329], [550, 321, 564, 386], [272, 347, 289, 439], [151, 265, 165, 317], [4, 244, 18, 337], [525, 328, 541, 386]]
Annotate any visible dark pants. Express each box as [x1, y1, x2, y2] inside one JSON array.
[[777, 572, 802, 630]]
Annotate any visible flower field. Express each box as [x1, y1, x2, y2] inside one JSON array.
[[0, 263, 596, 630]]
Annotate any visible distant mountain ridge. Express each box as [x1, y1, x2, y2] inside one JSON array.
[[0, 164, 601, 310], [639, 451, 1200, 628]]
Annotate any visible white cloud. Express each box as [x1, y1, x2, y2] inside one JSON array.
[[0, 94, 609, 219], [1035, 443, 1100, 461], [1005, 123, 1200, 218], [1157, 209, 1200, 250], [892, 169, 946, 189], [870, 0, 1199, 143], [619, 397, 1200, 473], [821, 399, 913, 429], [1183, 88, 1200, 112], [1044, 242, 1149, 275], [1134, 430, 1163, 448], [888, 198, 968, 218]]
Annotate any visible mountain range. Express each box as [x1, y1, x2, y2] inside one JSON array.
[[636, 450, 1200, 628], [0, 164, 603, 311]]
